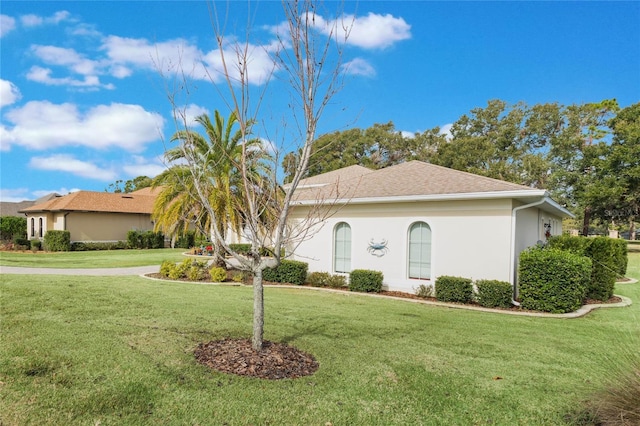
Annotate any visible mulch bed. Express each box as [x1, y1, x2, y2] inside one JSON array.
[[194, 338, 319, 380]]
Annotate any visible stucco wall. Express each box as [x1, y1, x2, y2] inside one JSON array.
[[65, 212, 153, 242], [290, 199, 516, 292], [291, 198, 566, 293]]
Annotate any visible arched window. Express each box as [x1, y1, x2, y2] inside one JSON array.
[[39, 218, 43, 238], [334, 222, 351, 273], [31, 218, 35, 237], [408, 222, 432, 280]]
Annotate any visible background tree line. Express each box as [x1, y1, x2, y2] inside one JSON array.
[[283, 99, 639, 239]]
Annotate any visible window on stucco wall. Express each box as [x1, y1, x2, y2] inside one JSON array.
[[39, 218, 43, 238], [30, 218, 35, 237], [408, 222, 432, 280], [334, 222, 351, 273]]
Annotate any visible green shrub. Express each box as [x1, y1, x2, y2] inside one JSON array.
[[175, 231, 195, 249], [231, 271, 247, 283], [14, 238, 30, 248], [127, 230, 164, 249], [475, 279, 512, 308], [186, 261, 208, 281], [518, 247, 591, 313], [307, 271, 331, 287], [209, 266, 227, 282], [585, 237, 619, 300], [43, 230, 71, 252], [612, 238, 628, 277], [30, 240, 42, 251], [159, 260, 175, 278], [326, 274, 347, 288], [263, 260, 308, 285], [414, 284, 434, 298], [168, 259, 193, 280], [349, 269, 384, 293], [435, 276, 473, 303], [229, 244, 251, 254], [0, 216, 26, 241], [549, 235, 627, 301], [70, 241, 127, 251]]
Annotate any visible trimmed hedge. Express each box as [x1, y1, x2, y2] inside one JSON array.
[[70, 241, 127, 251], [435, 276, 473, 303], [518, 247, 591, 313], [263, 260, 308, 285], [549, 235, 627, 300], [43, 230, 71, 252], [127, 230, 164, 249], [349, 269, 384, 293], [475, 279, 512, 308]]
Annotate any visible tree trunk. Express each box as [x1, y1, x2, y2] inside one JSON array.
[[252, 268, 264, 351], [582, 206, 591, 237], [630, 217, 637, 241], [212, 240, 226, 267]]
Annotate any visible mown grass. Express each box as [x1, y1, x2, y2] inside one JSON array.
[[0, 254, 638, 425], [0, 248, 185, 268]]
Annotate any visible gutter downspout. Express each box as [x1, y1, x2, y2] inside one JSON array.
[[509, 196, 549, 306]]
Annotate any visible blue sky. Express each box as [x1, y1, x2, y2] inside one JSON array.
[[1, 1, 639, 202]]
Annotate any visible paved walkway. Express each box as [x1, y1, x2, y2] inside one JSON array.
[[0, 265, 158, 276]]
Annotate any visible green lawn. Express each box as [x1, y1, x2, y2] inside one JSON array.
[[1, 254, 638, 425], [0, 248, 186, 268]]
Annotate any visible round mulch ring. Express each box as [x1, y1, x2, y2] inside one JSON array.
[[194, 338, 319, 380]]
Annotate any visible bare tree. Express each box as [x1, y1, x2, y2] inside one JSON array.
[[164, 0, 351, 351]]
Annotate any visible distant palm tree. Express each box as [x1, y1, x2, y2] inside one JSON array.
[[152, 110, 274, 264]]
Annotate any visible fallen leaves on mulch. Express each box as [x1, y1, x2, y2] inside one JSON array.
[[194, 338, 319, 380]]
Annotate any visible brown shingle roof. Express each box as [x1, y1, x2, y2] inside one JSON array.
[[20, 191, 156, 214], [293, 160, 539, 202]]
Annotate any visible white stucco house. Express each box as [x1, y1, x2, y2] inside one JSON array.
[[288, 161, 572, 294]]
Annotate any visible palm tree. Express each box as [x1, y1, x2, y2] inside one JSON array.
[[152, 110, 274, 264]]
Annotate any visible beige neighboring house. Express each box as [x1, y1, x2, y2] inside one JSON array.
[[20, 187, 160, 243], [288, 161, 573, 293]]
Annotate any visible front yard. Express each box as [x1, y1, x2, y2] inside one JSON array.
[[0, 253, 638, 424]]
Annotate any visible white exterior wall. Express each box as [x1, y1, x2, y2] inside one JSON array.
[[291, 198, 566, 293], [290, 199, 515, 292]]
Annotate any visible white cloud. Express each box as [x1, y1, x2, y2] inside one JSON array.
[[175, 104, 210, 127], [3, 101, 165, 152], [26, 66, 114, 90], [122, 156, 166, 178], [345, 13, 411, 49], [0, 79, 21, 107], [342, 58, 375, 77], [20, 11, 70, 28], [439, 123, 453, 140], [32, 188, 81, 198], [20, 14, 43, 27], [29, 154, 117, 181], [31, 45, 102, 75], [102, 35, 276, 86], [1, 14, 16, 37], [401, 131, 416, 139], [0, 188, 29, 203]]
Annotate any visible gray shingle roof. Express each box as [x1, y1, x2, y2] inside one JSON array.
[[292, 160, 539, 202]]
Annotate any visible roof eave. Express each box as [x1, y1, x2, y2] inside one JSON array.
[[293, 189, 549, 206]]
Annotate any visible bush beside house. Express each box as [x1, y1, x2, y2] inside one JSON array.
[[518, 247, 591, 313], [549, 235, 627, 301]]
